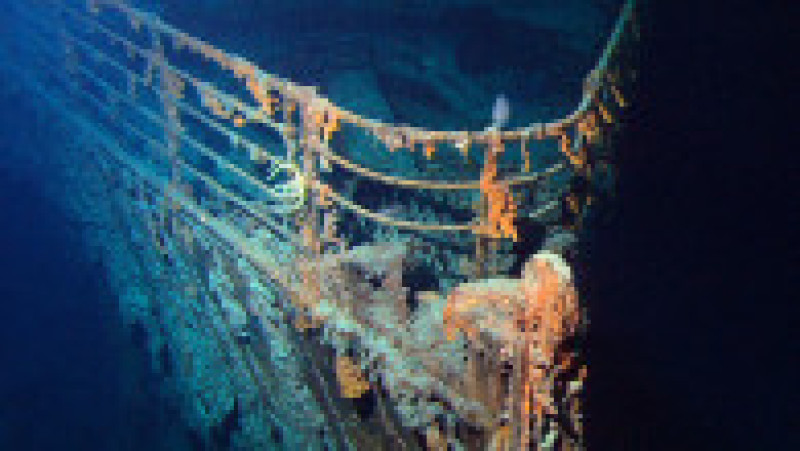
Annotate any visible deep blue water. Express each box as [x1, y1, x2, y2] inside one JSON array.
[[0, 96, 183, 450], [0, 167, 127, 450]]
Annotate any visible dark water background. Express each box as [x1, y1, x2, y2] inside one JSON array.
[[583, 2, 794, 449], [0, 164, 127, 450], [0, 116, 180, 449], [0, 1, 794, 450]]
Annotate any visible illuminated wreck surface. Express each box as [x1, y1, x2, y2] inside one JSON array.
[[0, 0, 637, 449]]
